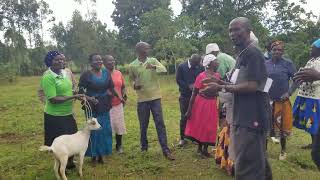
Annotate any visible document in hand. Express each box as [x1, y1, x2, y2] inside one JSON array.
[[230, 67, 273, 93]]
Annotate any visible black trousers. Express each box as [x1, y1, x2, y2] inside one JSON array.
[[233, 126, 273, 180], [312, 123, 320, 168], [179, 96, 190, 140], [137, 99, 169, 153]]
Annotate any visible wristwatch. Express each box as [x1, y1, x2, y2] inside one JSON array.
[[221, 85, 227, 93]]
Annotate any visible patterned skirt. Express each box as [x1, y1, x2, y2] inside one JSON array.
[[293, 96, 320, 135], [272, 99, 293, 137], [215, 124, 234, 176]]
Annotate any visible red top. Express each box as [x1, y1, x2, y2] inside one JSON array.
[[194, 71, 220, 90], [111, 70, 125, 106]]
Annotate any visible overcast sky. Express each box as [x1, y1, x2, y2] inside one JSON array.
[[43, 0, 319, 41]]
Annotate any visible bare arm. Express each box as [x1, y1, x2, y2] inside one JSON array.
[[185, 88, 199, 119], [224, 81, 259, 93], [49, 94, 83, 104]]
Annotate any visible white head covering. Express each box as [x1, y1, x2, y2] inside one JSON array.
[[206, 43, 220, 54], [250, 31, 259, 46], [202, 54, 217, 67]]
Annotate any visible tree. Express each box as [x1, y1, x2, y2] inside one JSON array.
[[51, 10, 134, 69], [179, 0, 270, 53], [265, 0, 316, 35], [112, 0, 170, 45]]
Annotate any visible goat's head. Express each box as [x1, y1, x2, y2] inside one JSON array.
[[86, 118, 101, 130]]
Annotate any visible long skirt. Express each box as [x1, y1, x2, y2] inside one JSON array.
[[85, 112, 112, 157], [215, 124, 234, 176], [110, 103, 126, 135], [272, 99, 293, 137], [185, 95, 218, 145], [44, 113, 78, 146], [293, 96, 320, 135]]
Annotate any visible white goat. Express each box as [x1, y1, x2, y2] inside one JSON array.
[[39, 118, 101, 180]]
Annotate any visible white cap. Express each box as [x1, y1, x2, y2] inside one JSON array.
[[250, 31, 259, 45], [206, 43, 220, 54], [202, 54, 217, 67]]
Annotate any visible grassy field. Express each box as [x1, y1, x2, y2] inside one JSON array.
[[1, 75, 320, 180]]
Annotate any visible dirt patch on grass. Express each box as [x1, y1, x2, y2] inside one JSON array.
[[0, 133, 24, 144], [0, 106, 9, 112], [0, 133, 43, 145]]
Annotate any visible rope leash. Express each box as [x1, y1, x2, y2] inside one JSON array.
[[82, 97, 94, 157]]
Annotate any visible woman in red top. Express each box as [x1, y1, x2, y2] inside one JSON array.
[[103, 55, 127, 153], [185, 54, 220, 158]]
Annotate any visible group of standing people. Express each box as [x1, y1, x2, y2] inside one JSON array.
[[177, 16, 320, 180], [40, 52, 127, 167], [38, 16, 320, 180]]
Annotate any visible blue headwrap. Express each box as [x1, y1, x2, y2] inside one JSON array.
[[312, 39, 320, 48], [44, 51, 61, 67]]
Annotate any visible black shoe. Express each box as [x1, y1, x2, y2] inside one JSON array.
[[164, 152, 176, 161], [201, 151, 213, 158], [141, 147, 148, 152], [66, 160, 76, 170], [97, 156, 104, 164], [91, 157, 97, 167]]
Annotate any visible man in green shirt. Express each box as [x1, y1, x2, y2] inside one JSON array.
[[206, 43, 236, 79], [129, 42, 175, 160]]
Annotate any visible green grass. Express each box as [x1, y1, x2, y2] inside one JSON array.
[[0, 75, 320, 180]]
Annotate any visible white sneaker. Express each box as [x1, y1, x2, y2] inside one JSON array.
[[271, 137, 280, 144], [279, 152, 287, 160]]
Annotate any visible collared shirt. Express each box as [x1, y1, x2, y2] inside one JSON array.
[[40, 68, 73, 116], [265, 58, 296, 101], [232, 46, 271, 132], [176, 60, 204, 98], [128, 57, 167, 102], [264, 51, 272, 61], [298, 56, 320, 99], [216, 52, 236, 79]]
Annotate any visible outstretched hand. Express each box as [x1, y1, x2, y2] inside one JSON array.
[[86, 96, 99, 105], [74, 94, 85, 100], [145, 63, 156, 70]]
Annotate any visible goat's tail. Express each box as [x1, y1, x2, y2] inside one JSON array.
[[39, 145, 53, 152]]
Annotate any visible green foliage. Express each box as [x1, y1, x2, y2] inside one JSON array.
[[112, 0, 170, 45], [117, 64, 130, 75], [0, 0, 320, 76], [0, 63, 17, 82]]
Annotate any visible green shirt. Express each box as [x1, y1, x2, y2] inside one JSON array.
[[40, 69, 73, 116], [216, 52, 236, 79], [129, 57, 167, 102]]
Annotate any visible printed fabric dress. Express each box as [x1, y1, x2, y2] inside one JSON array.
[[79, 69, 113, 157], [293, 56, 320, 135], [184, 71, 220, 145]]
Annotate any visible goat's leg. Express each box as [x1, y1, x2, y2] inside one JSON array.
[[54, 158, 61, 180], [79, 152, 85, 177], [59, 155, 68, 180]]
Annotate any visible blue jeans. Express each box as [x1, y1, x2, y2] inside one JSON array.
[[137, 99, 170, 154]]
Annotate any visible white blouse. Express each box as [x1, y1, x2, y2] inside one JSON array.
[[297, 56, 320, 99]]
